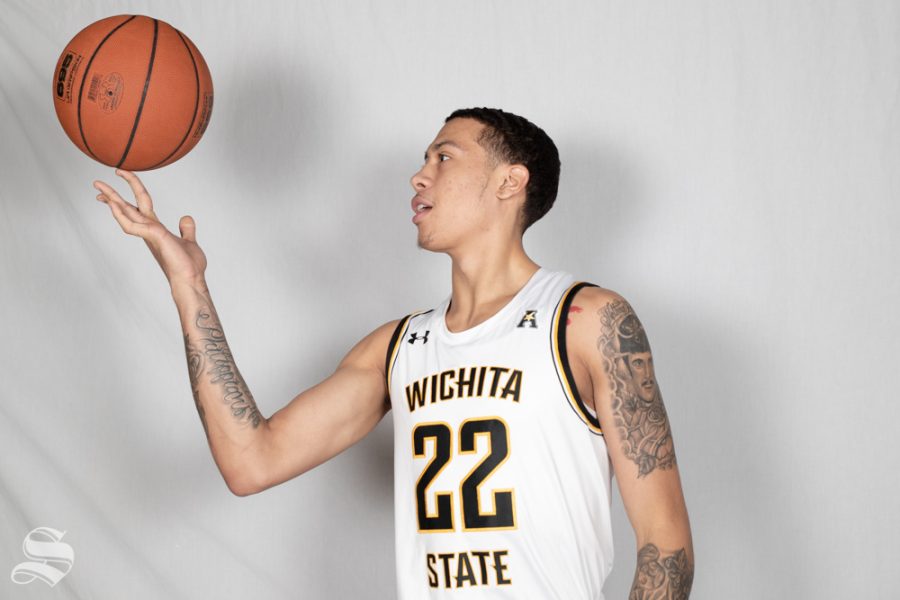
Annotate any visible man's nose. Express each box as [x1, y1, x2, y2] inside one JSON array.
[[410, 166, 430, 191]]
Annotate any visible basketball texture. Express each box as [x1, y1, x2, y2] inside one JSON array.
[[53, 14, 213, 171]]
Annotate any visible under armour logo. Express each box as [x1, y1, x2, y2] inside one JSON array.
[[408, 330, 430, 344], [517, 310, 538, 328], [10, 527, 74, 587]]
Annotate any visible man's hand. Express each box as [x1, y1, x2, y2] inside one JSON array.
[[94, 169, 208, 291]]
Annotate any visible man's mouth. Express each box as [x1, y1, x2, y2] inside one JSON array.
[[411, 195, 433, 214], [412, 195, 433, 224]]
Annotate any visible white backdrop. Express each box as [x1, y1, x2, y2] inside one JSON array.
[[2, 1, 898, 598]]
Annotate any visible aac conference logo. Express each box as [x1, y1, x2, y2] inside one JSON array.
[[10, 527, 74, 587]]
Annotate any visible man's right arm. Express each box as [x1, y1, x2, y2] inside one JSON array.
[[173, 280, 397, 496], [94, 169, 393, 497]]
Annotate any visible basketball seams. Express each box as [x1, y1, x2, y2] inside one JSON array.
[[76, 14, 137, 160], [147, 27, 201, 170], [181, 33, 214, 142], [116, 18, 159, 168]]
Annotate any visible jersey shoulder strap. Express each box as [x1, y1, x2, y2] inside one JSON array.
[[384, 309, 433, 393], [551, 280, 605, 435]]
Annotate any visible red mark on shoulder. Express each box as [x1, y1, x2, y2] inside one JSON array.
[[566, 305, 583, 326]]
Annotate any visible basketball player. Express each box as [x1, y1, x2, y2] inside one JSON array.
[[93, 108, 693, 599]]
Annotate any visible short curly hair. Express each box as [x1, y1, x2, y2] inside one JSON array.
[[445, 107, 560, 233]]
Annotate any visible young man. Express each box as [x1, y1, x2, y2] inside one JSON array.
[[94, 107, 693, 599]]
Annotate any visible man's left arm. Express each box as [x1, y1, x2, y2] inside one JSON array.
[[569, 287, 694, 599]]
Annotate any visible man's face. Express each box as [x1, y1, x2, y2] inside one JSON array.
[[409, 118, 501, 252], [627, 351, 657, 403]]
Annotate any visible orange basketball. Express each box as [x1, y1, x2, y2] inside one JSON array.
[[53, 14, 213, 171]]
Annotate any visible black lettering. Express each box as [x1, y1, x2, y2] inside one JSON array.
[[455, 552, 477, 588], [493, 550, 511, 584], [439, 370, 455, 400], [489, 367, 509, 397], [438, 553, 454, 589], [426, 553, 438, 588], [500, 369, 522, 402], [430, 373, 438, 404], [472, 550, 491, 584], [457, 367, 476, 397], [405, 366, 523, 411], [405, 378, 429, 412], [56, 54, 74, 99]]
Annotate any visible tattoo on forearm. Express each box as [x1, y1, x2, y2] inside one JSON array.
[[597, 299, 675, 476], [184, 308, 262, 429], [629, 543, 694, 600], [183, 333, 209, 435]]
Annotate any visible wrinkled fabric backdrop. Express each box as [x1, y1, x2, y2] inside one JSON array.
[[1, 1, 898, 598]]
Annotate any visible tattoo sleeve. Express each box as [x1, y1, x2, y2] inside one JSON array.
[[629, 543, 694, 599], [597, 299, 676, 477], [183, 332, 209, 435], [181, 305, 262, 431]]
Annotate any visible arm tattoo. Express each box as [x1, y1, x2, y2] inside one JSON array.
[[629, 543, 694, 600], [185, 308, 262, 429], [597, 299, 675, 476], [183, 332, 209, 435]]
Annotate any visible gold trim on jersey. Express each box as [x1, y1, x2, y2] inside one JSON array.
[[551, 282, 604, 435], [386, 309, 430, 400]]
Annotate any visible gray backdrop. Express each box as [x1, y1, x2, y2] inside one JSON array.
[[1, 0, 897, 598]]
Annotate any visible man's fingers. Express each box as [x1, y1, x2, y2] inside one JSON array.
[[102, 194, 151, 237], [115, 169, 157, 216], [93, 179, 148, 223], [178, 215, 197, 242]]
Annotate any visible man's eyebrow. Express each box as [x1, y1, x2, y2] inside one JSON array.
[[423, 140, 464, 160]]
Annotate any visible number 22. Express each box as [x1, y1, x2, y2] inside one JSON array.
[[413, 417, 516, 532]]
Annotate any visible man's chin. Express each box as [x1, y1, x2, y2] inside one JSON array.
[[416, 233, 440, 252]]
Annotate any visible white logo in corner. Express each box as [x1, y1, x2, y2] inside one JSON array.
[[10, 527, 74, 587]]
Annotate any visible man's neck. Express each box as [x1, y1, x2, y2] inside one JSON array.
[[445, 241, 540, 333]]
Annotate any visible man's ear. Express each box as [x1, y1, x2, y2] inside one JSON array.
[[497, 164, 530, 200]]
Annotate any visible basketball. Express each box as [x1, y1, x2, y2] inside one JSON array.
[[53, 15, 213, 171]]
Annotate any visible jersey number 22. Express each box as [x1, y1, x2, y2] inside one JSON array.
[[413, 417, 516, 532]]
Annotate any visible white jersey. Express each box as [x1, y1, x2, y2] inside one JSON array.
[[386, 268, 614, 599]]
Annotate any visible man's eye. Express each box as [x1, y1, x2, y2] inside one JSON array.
[[438, 153, 449, 162]]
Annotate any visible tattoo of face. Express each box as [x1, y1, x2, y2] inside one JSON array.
[[629, 543, 694, 600], [191, 309, 262, 429], [183, 333, 209, 435], [597, 299, 675, 476]]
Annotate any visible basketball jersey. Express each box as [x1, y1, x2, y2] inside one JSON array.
[[385, 268, 615, 599]]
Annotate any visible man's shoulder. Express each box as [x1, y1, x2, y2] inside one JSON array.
[[359, 307, 436, 360], [569, 282, 624, 307], [343, 318, 407, 373], [564, 283, 634, 365]]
